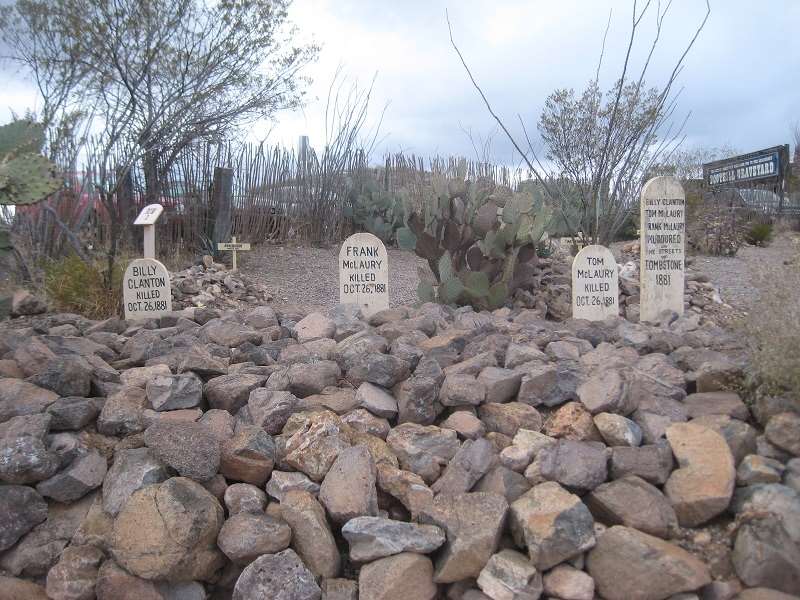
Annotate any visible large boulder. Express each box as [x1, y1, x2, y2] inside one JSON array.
[[418, 492, 508, 583], [102, 447, 169, 517], [0, 485, 48, 551], [143, 421, 221, 482], [319, 444, 379, 524], [664, 422, 735, 527], [528, 440, 607, 492], [45, 544, 105, 600], [280, 490, 340, 579], [431, 438, 496, 496], [145, 373, 203, 412], [112, 477, 226, 581], [217, 512, 292, 566], [477, 548, 543, 600], [587, 526, 711, 600], [27, 356, 93, 398], [510, 481, 595, 570], [232, 549, 321, 600], [341, 516, 445, 562], [732, 513, 800, 595], [0, 378, 59, 423], [357, 552, 437, 600], [585, 475, 678, 539], [36, 450, 107, 503]]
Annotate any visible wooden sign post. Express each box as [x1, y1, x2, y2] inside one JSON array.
[[217, 236, 251, 271], [134, 204, 164, 259]]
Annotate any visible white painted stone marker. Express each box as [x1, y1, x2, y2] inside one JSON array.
[[571, 244, 619, 320], [640, 176, 685, 323], [339, 232, 389, 317], [123, 258, 173, 320]]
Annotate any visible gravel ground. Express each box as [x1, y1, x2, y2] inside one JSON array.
[[240, 233, 799, 316], [688, 232, 799, 311], [240, 243, 429, 314]]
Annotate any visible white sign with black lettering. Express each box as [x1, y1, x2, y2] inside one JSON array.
[[571, 244, 619, 320], [339, 232, 389, 317], [123, 258, 173, 320], [640, 176, 685, 322]]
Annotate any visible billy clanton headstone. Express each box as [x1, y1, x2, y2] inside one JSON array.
[[123, 258, 173, 320], [571, 244, 619, 320], [339, 232, 389, 317], [640, 175, 685, 322]]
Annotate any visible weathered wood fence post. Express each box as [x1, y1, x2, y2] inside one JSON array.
[[211, 167, 233, 254]]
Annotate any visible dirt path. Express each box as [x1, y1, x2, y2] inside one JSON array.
[[689, 232, 798, 312]]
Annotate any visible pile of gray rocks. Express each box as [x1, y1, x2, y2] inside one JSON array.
[[0, 299, 799, 600], [170, 259, 272, 310]]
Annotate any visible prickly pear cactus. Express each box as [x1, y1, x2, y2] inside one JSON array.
[[396, 173, 552, 310], [0, 120, 61, 205], [345, 178, 405, 243], [0, 120, 61, 319]]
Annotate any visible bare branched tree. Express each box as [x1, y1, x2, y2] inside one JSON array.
[[447, 1, 711, 245], [650, 144, 738, 181], [1, 0, 318, 204]]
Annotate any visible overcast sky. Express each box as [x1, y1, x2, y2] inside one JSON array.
[[2, 0, 799, 165]]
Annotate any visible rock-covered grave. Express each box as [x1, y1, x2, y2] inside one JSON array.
[[2, 277, 800, 600]]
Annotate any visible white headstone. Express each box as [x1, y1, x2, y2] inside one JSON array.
[[571, 244, 619, 320], [640, 176, 685, 323], [123, 258, 173, 320], [339, 232, 389, 317]]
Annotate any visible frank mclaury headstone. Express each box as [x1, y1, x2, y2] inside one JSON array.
[[640, 175, 685, 322], [571, 244, 619, 320], [123, 258, 173, 320], [339, 232, 389, 317]]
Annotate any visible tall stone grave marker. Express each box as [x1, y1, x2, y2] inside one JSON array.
[[123, 258, 173, 320], [339, 232, 389, 317], [571, 244, 619, 320], [640, 176, 685, 322]]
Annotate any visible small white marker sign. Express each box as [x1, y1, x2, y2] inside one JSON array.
[[640, 176, 685, 322], [133, 204, 164, 225], [133, 204, 164, 259], [123, 258, 172, 320], [339, 232, 389, 317], [571, 244, 619, 320]]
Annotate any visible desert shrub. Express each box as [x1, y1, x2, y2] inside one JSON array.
[[745, 222, 773, 246], [44, 254, 124, 319], [743, 241, 800, 397]]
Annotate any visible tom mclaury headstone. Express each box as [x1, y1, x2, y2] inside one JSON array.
[[339, 232, 389, 317], [123, 258, 173, 320], [571, 244, 619, 320], [640, 176, 685, 323]]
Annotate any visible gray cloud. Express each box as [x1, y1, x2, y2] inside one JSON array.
[[2, 0, 797, 163]]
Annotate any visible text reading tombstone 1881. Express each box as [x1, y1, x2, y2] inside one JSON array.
[[571, 244, 619, 321], [339, 232, 389, 317], [123, 258, 173, 320], [640, 176, 685, 323]]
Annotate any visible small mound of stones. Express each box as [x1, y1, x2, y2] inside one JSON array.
[[170, 256, 272, 310], [0, 298, 798, 599]]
